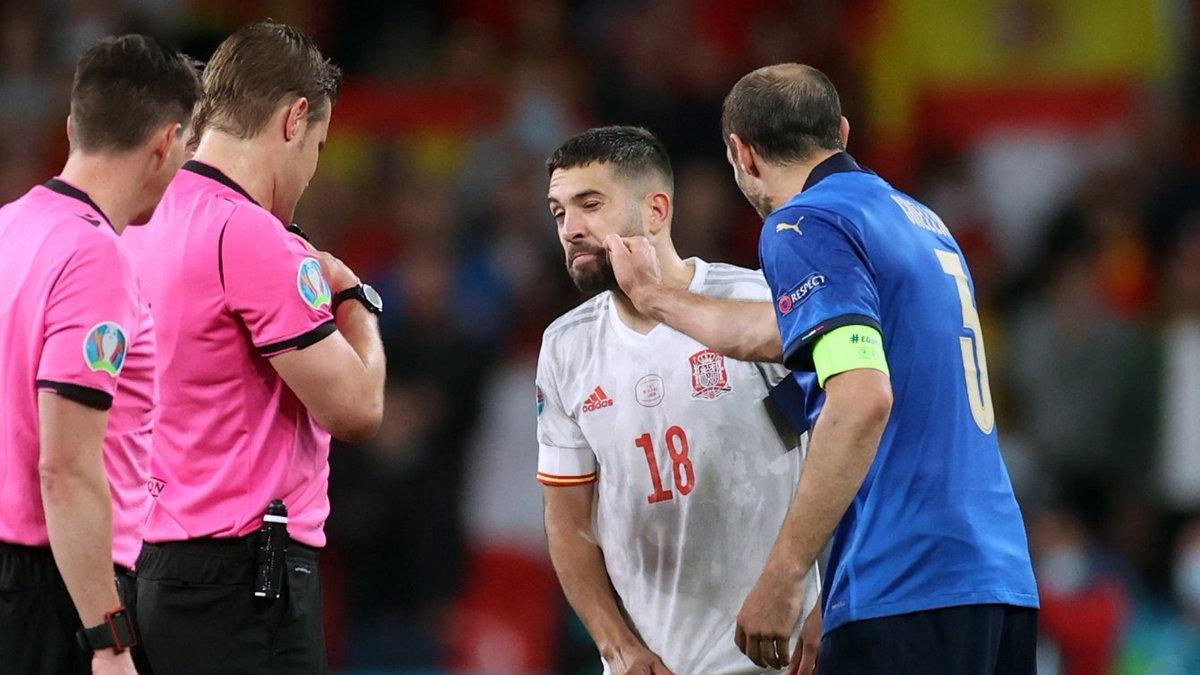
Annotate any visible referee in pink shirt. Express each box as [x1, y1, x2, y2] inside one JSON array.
[[124, 21, 385, 672], [0, 36, 201, 674]]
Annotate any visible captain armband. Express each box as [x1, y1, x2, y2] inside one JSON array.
[[812, 325, 889, 388]]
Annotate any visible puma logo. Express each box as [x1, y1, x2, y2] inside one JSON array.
[[776, 216, 804, 235]]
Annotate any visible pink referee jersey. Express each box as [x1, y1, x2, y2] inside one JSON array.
[[0, 179, 156, 569], [124, 161, 336, 548]]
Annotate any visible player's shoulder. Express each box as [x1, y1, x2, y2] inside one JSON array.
[[542, 293, 607, 343], [225, 199, 284, 235], [38, 200, 126, 261], [699, 261, 771, 302], [791, 169, 902, 230], [222, 200, 309, 255], [51, 219, 136, 292]]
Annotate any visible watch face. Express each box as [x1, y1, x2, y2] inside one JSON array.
[[362, 284, 383, 312]]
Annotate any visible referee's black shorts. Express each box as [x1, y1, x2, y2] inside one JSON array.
[[0, 541, 152, 674], [135, 537, 326, 674], [819, 603, 1038, 674]]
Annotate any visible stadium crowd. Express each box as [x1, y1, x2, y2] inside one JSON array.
[[2, 0, 1198, 672]]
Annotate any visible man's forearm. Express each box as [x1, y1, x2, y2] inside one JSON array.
[[39, 394, 122, 628], [640, 287, 782, 363], [42, 467, 121, 626], [759, 370, 891, 582], [546, 516, 641, 655], [334, 302, 386, 400]]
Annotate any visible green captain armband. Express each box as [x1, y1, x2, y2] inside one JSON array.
[[812, 325, 889, 388]]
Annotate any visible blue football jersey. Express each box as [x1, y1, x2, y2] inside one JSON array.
[[760, 153, 1039, 634]]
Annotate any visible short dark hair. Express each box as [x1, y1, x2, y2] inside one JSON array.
[[721, 63, 843, 164], [196, 20, 342, 139], [70, 35, 202, 152], [546, 126, 674, 193]]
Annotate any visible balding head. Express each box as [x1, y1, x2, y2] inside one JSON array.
[[721, 63, 843, 165]]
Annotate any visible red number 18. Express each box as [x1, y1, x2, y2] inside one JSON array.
[[636, 426, 696, 504]]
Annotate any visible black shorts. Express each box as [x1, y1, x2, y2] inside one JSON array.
[[820, 603, 1038, 675], [0, 541, 151, 674], [135, 537, 326, 674]]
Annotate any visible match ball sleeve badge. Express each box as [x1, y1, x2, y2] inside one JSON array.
[[82, 322, 128, 377], [297, 257, 332, 310]]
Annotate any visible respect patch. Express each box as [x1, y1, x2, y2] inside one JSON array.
[[776, 273, 828, 315]]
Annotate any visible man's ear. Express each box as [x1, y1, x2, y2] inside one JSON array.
[[839, 116, 850, 148], [149, 122, 181, 170], [729, 133, 761, 178], [284, 97, 310, 143], [645, 190, 672, 237]]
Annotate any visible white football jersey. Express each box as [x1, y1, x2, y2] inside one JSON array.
[[537, 259, 819, 675]]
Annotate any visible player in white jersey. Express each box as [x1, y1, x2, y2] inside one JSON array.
[[539, 127, 821, 675]]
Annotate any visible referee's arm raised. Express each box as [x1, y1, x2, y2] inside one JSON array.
[[271, 251, 385, 442]]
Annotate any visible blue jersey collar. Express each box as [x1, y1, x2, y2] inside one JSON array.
[[803, 151, 863, 191]]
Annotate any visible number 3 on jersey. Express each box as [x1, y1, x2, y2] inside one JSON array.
[[935, 249, 995, 434], [636, 426, 695, 504]]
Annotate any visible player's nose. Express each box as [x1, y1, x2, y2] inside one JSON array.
[[560, 211, 589, 243]]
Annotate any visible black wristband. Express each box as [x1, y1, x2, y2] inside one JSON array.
[[76, 607, 137, 653]]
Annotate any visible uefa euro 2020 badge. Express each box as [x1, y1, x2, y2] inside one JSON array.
[[83, 322, 128, 377], [298, 257, 332, 310]]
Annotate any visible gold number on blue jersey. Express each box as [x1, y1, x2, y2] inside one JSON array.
[[934, 249, 995, 434]]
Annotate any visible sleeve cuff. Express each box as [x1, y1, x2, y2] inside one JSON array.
[[537, 442, 596, 485], [783, 313, 881, 371], [258, 320, 337, 356], [536, 471, 598, 486], [36, 380, 113, 411]]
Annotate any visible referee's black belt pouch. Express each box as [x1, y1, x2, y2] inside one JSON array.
[[136, 537, 318, 586]]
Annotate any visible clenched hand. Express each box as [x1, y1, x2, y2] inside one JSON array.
[[604, 235, 663, 317], [735, 565, 809, 670]]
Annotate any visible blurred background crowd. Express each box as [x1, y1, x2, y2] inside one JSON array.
[[2, 0, 1199, 673]]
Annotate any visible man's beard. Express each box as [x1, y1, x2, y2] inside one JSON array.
[[735, 169, 774, 218], [567, 247, 618, 294]]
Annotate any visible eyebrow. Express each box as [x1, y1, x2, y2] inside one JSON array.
[[547, 189, 605, 206]]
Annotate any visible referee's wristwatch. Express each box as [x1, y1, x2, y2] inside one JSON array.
[[331, 283, 383, 315], [76, 606, 137, 653]]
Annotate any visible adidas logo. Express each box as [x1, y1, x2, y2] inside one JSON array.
[[582, 386, 614, 413]]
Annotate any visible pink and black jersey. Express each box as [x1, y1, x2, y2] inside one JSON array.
[[124, 161, 336, 548], [0, 179, 156, 569]]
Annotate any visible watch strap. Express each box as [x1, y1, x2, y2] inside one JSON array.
[[331, 286, 361, 315], [331, 284, 381, 315], [76, 607, 137, 653]]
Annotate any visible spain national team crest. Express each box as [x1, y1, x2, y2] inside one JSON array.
[[82, 322, 128, 377], [297, 257, 332, 310], [689, 349, 731, 400]]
